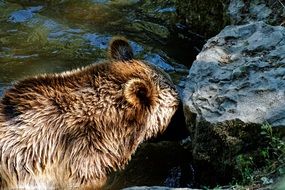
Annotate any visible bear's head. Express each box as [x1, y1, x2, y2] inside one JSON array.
[[107, 37, 179, 141]]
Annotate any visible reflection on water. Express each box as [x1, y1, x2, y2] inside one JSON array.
[[0, 0, 190, 87]]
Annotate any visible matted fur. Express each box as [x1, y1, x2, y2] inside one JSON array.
[[0, 38, 179, 189]]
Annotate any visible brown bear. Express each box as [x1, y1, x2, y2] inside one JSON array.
[[0, 37, 179, 189]]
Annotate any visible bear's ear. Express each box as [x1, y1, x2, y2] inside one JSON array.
[[108, 37, 134, 61], [124, 78, 157, 108]]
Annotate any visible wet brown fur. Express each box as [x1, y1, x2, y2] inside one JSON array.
[[0, 38, 179, 189]]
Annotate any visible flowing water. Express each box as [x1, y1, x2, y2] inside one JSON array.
[[0, 0, 198, 94], [0, 0, 197, 188]]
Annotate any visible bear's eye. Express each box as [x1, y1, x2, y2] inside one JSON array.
[[152, 74, 159, 82]]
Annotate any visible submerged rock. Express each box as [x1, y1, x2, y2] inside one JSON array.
[[127, 20, 170, 40], [182, 21, 285, 184], [138, 0, 177, 28], [144, 54, 175, 72], [8, 6, 43, 23]]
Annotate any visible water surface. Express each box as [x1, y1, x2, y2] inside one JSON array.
[[0, 0, 192, 95]]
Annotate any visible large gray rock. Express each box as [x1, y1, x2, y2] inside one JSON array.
[[182, 21, 285, 184], [183, 21, 285, 127]]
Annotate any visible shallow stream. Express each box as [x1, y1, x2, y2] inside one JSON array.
[[0, 0, 202, 94]]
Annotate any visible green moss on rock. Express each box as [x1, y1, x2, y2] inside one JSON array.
[[185, 117, 285, 187]]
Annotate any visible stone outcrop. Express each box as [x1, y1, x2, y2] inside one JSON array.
[[228, 0, 285, 26], [182, 21, 285, 184], [183, 21, 285, 127]]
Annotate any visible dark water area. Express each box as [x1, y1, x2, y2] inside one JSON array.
[[104, 141, 195, 190], [0, 0, 200, 189]]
